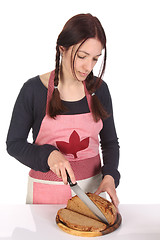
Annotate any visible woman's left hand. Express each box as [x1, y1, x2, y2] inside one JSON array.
[[94, 175, 119, 209]]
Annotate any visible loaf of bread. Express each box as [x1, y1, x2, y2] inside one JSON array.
[[57, 193, 117, 232], [67, 193, 117, 225], [57, 208, 107, 232]]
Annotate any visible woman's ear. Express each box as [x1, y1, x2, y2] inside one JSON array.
[[59, 46, 65, 56]]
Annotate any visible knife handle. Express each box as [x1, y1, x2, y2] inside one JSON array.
[[66, 170, 77, 187]]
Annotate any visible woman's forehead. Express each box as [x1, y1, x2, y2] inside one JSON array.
[[73, 38, 103, 56]]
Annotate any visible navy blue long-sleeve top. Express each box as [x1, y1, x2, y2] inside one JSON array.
[[6, 75, 120, 187]]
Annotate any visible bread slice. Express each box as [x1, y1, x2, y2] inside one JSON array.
[[57, 208, 107, 232], [67, 193, 117, 225]]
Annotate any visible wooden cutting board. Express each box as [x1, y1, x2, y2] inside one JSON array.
[[56, 213, 122, 237]]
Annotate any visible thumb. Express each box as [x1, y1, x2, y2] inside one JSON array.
[[94, 187, 102, 195]]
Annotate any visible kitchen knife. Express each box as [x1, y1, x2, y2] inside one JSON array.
[[66, 171, 109, 225]]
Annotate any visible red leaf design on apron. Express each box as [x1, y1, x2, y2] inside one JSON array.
[[56, 130, 89, 158]]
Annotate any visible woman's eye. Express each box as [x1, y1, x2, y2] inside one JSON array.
[[77, 55, 98, 62], [77, 55, 86, 59]]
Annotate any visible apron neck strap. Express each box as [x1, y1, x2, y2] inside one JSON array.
[[46, 70, 92, 114]]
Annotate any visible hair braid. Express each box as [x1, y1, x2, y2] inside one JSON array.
[[54, 45, 60, 86], [85, 71, 109, 122], [48, 45, 67, 118], [85, 71, 95, 94]]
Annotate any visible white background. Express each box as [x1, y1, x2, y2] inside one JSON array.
[[0, 0, 160, 204]]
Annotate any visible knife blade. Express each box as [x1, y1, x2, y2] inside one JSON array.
[[66, 171, 109, 225]]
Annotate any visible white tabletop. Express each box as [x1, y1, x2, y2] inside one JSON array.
[[0, 204, 160, 240]]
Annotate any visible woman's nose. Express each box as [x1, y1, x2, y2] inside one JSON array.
[[84, 60, 94, 72]]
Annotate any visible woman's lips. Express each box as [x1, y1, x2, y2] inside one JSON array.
[[79, 71, 88, 77]]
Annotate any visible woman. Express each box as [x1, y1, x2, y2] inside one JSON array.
[[6, 13, 120, 207]]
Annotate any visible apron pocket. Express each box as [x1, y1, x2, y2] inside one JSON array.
[[33, 182, 72, 204]]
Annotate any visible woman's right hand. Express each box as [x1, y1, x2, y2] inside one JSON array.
[[48, 150, 76, 185]]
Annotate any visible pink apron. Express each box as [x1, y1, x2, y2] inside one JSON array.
[[27, 70, 103, 204]]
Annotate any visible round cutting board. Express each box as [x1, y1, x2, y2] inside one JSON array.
[[56, 213, 122, 237]]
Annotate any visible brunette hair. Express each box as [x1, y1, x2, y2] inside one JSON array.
[[49, 13, 109, 122]]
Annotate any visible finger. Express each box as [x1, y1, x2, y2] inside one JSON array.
[[112, 193, 119, 207], [66, 167, 76, 184], [94, 187, 102, 195], [50, 166, 58, 176], [109, 191, 119, 208], [55, 168, 62, 179], [50, 164, 62, 179], [111, 197, 120, 213], [60, 168, 68, 185]]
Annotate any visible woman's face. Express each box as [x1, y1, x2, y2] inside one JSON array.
[[60, 38, 103, 82]]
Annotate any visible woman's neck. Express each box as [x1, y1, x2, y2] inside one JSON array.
[[59, 65, 79, 86], [58, 67, 85, 101]]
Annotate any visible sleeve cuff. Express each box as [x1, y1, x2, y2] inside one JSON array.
[[38, 144, 59, 172], [102, 166, 120, 188]]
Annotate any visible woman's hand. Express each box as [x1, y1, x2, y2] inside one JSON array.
[[94, 175, 119, 209], [48, 150, 76, 185]]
